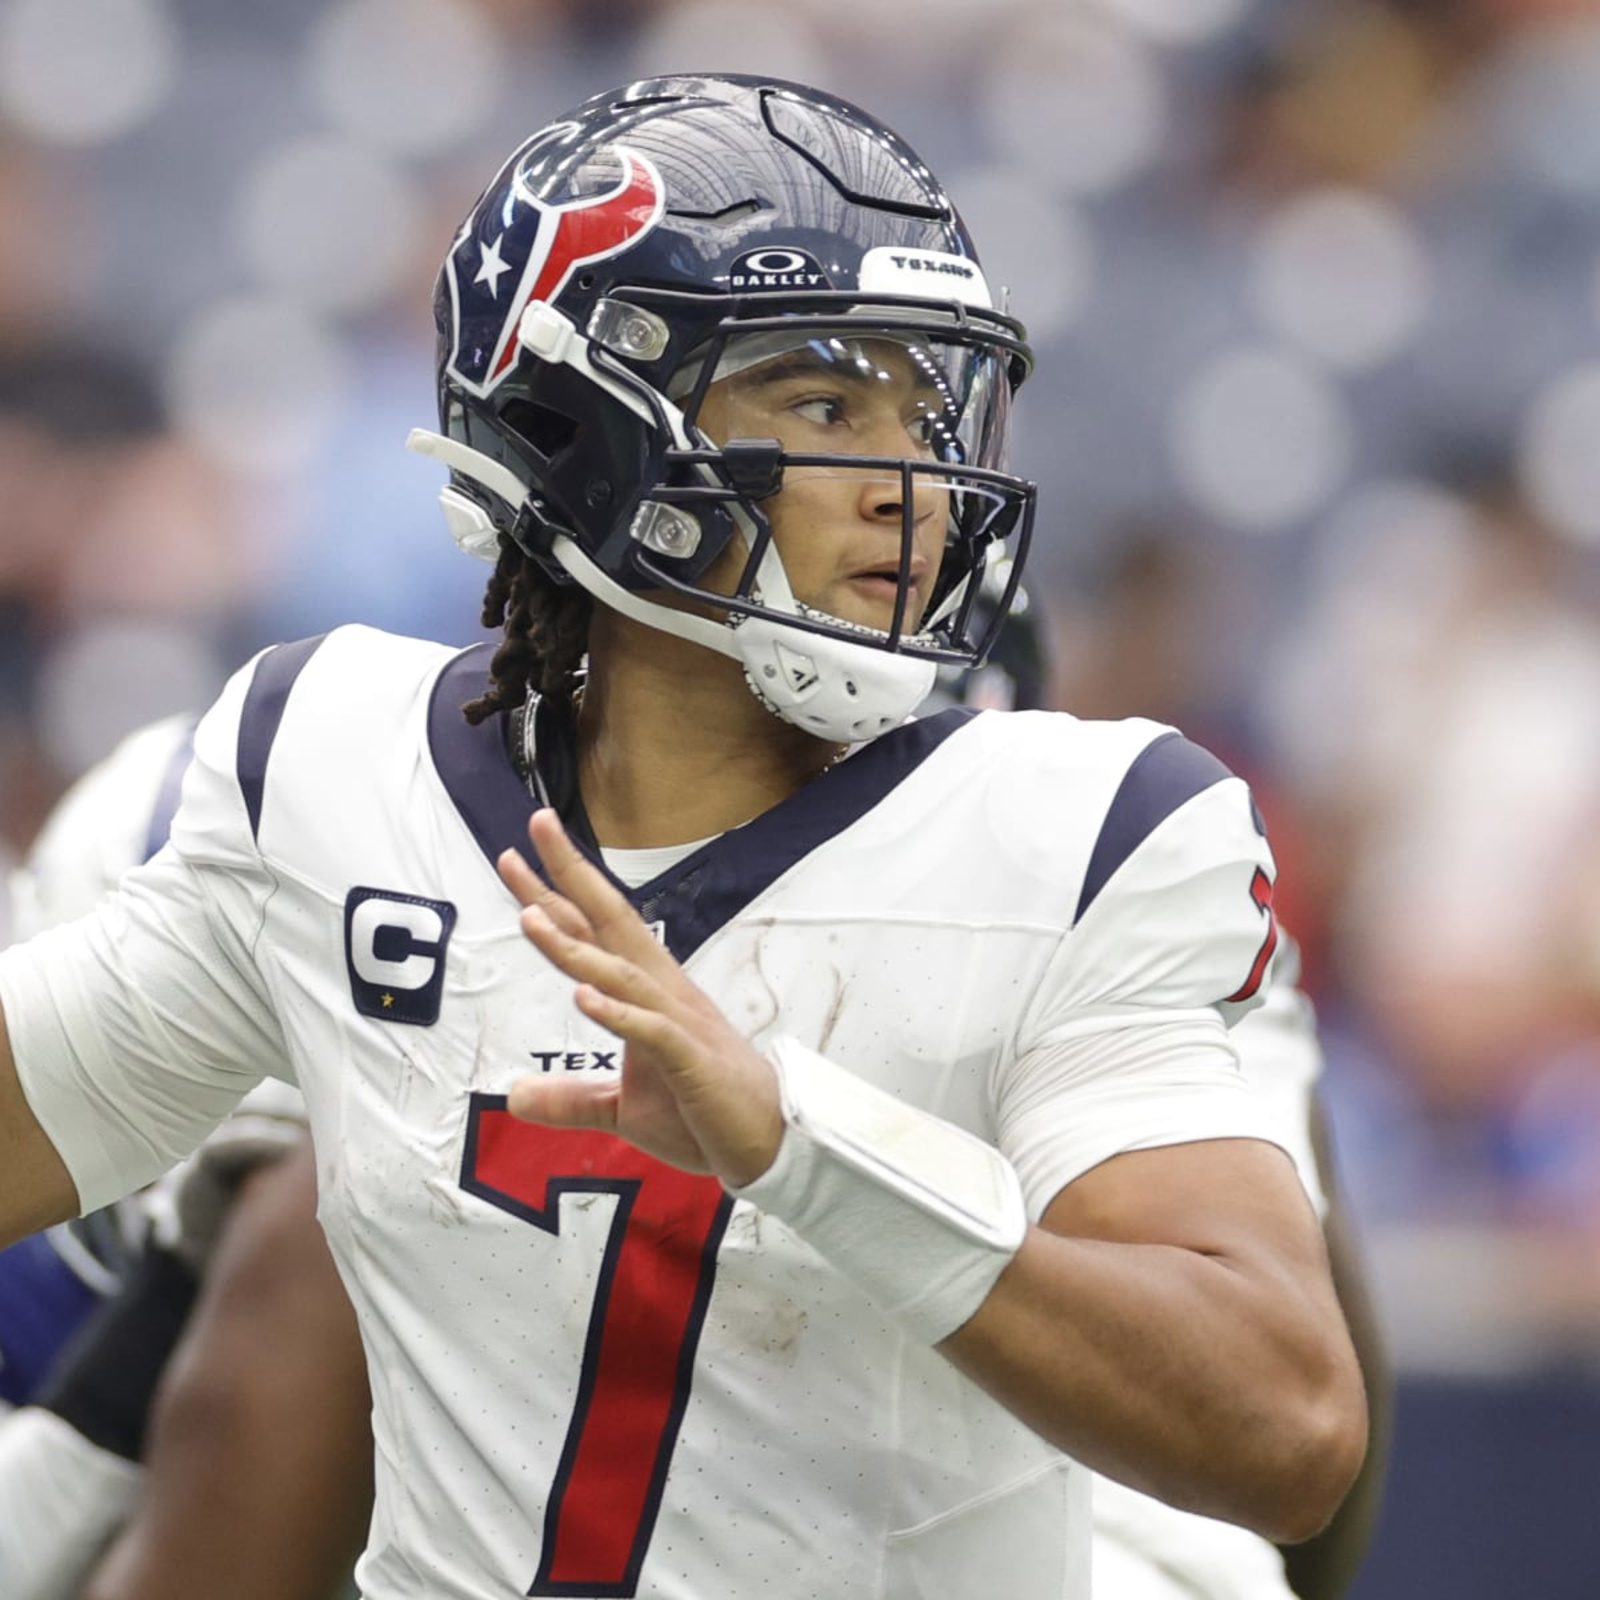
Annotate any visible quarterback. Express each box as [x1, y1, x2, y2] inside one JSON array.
[[0, 74, 1364, 1598]]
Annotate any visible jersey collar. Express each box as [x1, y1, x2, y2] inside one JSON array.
[[427, 642, 976, 963]]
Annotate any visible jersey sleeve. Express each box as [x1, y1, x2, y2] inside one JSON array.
[[1226, 936, 1327, 1217], [0, 659, 290, 1215], [1034, 756, 1280, 1028], [995, 734, 1284, 1219]]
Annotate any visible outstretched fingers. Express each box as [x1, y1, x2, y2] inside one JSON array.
[[570, 979, 689, 1058], [518, 905, 690, 1057], [525, 809, 661, 959], [497, 844, 594, 941], [518, 902, 661, 1008], [500, 808, 782, 1179], [507, 1073, 621, 1134]]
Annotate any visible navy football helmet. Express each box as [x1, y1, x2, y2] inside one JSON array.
[[409, 73, 1037, 740]]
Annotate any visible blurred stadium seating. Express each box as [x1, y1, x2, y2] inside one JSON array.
[[2, 2, 1599, 1591]]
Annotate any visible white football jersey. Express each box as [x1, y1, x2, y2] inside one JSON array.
[[1, 625, 1284, 1600], [1089, 941, 1327, 1600]]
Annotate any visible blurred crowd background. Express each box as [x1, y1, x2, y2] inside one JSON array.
[[3, 0, 1600, 1590]]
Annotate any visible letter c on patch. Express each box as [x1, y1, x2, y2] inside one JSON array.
[[351, 897, 446, 989], [344, 887, 458, 1025]]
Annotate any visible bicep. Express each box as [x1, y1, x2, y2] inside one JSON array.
[[0, 999, 81, 1247], [1040, 1134, 1332, 1289]]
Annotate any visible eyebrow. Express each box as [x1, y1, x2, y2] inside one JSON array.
[[738, 351, 945, 401]]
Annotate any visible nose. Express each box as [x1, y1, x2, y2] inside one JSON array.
[[852, 413, 943, 525], [855, 456, 943, 529]]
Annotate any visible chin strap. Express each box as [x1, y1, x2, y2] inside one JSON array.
[[731, 611, 936, 741], [406, 429, 518, 562], [547, 534, 934, 742]]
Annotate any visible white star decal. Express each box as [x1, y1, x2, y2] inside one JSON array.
[[474, 233, 511, 298]]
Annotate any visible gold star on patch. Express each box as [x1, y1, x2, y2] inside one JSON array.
[[381, 994, 395, 1008]]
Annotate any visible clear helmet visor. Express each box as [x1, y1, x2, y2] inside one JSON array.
[[655, 328, 1028, 658], [675, 328, 1013, 474]]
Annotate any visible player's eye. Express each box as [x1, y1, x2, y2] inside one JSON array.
[[792, 394, 847, 427]]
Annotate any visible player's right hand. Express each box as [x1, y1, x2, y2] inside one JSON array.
[[498, 809, 785, 1189]]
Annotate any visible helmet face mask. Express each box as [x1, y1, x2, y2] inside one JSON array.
[[415, 73, 1038, 735], [924, 558, 1053, 717], [642, 315, 1030, 656]]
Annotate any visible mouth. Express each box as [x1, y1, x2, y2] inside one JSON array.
[[845, 555, 927, 605], [841, 570, 924, 633], [846, 571, 906, 599]]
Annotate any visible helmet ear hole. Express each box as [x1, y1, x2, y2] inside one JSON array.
[[501, 399, 579, 461]]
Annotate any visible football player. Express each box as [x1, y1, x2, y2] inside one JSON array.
[[0, 610, 1384, 1600], [0, 719, 341, 1600], [0, 74, 1365, 1598]]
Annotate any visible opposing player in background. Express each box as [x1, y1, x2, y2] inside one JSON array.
[[0, 75, 1365, 1597], [0, 718, 365, 1600]]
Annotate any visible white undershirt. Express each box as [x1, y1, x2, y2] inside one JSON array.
[[599, 835, 719, 888], [594, 745, 860, 890]]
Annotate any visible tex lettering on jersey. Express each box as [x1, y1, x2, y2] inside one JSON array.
[[344, 887, 458, 1026]]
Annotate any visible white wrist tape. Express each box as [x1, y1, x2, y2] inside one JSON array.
[[0, 1407, 142, 1600], [733, 1037, 1027, 1344]]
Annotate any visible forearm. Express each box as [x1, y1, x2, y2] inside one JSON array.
[[942, 1217, 1366, 1543], [728, 1041, 1366, 1540]]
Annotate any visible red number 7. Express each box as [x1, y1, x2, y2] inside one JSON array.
[[461, 1096, 732, 1596], [1225, 866, 1278, 1004]]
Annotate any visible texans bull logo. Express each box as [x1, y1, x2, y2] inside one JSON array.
[[442, 143, 665, 399]]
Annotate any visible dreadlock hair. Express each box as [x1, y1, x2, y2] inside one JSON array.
[[462, 538, 593, 725]]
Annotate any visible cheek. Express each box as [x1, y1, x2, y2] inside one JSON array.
[[920, 501, 952, 570], [694, 477, 838, 598], [696, 540, 743, 598], [765, 477, 842, 575]]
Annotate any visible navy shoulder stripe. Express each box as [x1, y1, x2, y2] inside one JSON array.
[[426, 642, 522, 868], [1074, 731, 1233, 925], [237, 635, 327, 841], [141, 719, 199, 862]]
